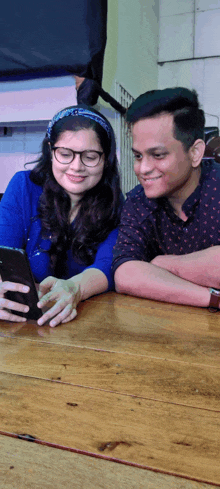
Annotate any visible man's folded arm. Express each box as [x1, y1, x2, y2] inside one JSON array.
[[112, 199, 213, 308], [114, 260, 210, 308], [151, 246, 220, 289]]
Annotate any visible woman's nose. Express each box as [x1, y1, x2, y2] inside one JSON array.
[[69, 153, 84, 171]]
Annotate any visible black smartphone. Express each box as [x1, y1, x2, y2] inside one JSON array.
[[0, 246, 42, 320]]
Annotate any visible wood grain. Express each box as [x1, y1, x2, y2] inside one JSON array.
[[0, 337, 220, 411], [1, 435, 215, 489], [0, 294, 219, 366], [1, 293, 220, 487], [0, 372, 220, 485]]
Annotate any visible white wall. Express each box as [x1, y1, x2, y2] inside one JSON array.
[[158, 0, 220, 129], [0, 76, 77, 192], [0, 125, 47, 193], [103, 0, 159, 99], [0, 76, 77, 123]]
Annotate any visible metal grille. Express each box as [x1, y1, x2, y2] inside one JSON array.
[[115, 82, 138, 195]]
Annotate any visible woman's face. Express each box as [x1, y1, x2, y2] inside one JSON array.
[[51, 129, 105, 203]]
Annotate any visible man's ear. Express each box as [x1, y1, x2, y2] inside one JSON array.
[[189, 139, 206, 168]]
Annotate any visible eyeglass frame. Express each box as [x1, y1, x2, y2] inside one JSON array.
[[51, 145, 104, 167]]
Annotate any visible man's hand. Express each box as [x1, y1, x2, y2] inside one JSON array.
[[37, 276, 82, 327]]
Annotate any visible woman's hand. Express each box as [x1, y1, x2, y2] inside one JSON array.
[[37, 276, 82, 327], [0, 280, 30, 322]]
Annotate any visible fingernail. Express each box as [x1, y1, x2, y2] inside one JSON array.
[[24, 306, 29, 312], [50, 321, 56, 327], [23, 286, 29, 292]]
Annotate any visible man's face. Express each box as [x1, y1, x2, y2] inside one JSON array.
[[132, 113, 200, 202]]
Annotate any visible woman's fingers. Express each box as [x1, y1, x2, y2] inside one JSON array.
[[0, 308, 27, 322], [61, 308, 77, 323], [38, 276, 58, 300], [0, 282, 30, 322], [49, 304, 74, 327], [37, 288, 68, 307], [0, 297, 29, 313], [0, 281, 29, 297], [37, 277, 81, 327], [37, 302, 73, 327]]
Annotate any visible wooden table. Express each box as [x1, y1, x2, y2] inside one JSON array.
[[0, 292, 220, 488]]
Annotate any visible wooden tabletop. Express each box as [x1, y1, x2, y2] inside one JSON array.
[[0, 292, 220, 488]]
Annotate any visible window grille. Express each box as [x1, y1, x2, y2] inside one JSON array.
[[115, 82, 138, 195]]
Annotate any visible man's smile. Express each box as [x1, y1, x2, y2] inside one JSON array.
[[141, 175, 162, 182]]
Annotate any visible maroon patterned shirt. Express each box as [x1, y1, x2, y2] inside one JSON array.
[[112, 160, 220, 273]]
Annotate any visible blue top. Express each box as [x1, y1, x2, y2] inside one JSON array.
[[0, 171, 118, 289], [112, 160, 220, 273]]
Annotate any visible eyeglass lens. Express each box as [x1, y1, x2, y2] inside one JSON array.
[[54, 148, 102, 166]]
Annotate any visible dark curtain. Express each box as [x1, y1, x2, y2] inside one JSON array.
[[0, 1, 107, 104]]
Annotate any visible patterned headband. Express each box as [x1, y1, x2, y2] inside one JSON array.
[[46, 107, 112, 139]]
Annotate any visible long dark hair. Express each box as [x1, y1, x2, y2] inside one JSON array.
[[29, 105, 121, 277]]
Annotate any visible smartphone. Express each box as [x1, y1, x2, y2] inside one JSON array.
[[0, 246, 42, 320]]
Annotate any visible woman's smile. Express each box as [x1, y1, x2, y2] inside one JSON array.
[[66, 173, 87, 183]]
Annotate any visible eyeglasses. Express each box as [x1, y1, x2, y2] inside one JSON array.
[[52, 146, 104, 167]]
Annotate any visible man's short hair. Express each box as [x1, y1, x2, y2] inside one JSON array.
[[126, 87, 205, 151]]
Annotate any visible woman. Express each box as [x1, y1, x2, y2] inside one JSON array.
[[0, 105, 122, 327]]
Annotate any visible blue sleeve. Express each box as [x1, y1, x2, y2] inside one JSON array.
[[0, 172, 30, 248], [86, 228, 119, 290]]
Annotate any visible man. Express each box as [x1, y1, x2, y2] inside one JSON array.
[[112, 87, 220, 310]]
